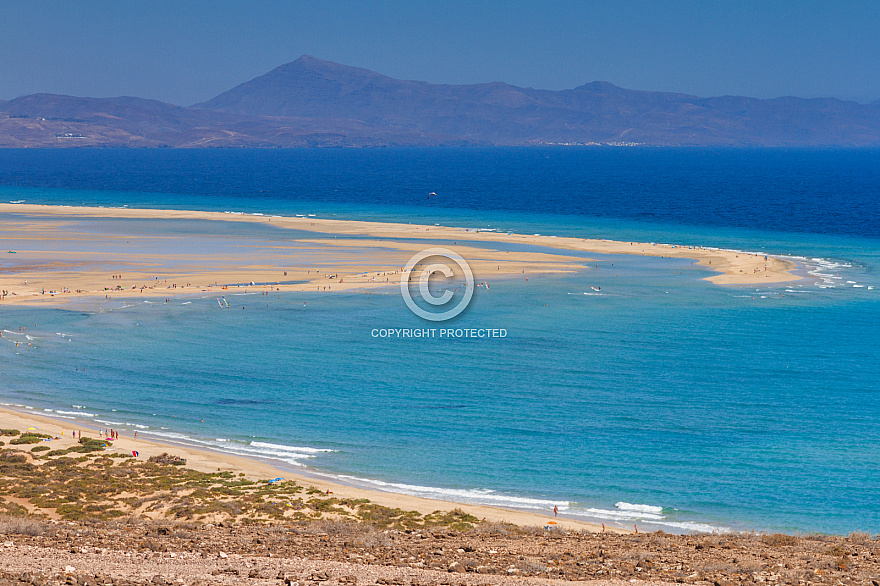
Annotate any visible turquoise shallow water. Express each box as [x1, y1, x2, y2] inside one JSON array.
[[1, 220, 878, 534], [1, 148, 879, 534]]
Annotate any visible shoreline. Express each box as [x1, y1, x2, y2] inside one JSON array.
[[0, 404, 630, 534], [3, 400, 877, 586], [0, 203, 801, 307], [2, 403, 876, 586], [0, 203, 810, 536]]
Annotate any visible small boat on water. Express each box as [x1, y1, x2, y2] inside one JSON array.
[[591, 285, 601, 291]]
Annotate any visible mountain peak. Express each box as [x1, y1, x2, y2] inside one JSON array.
[[574, 81, 624, 92], [6, 57, 880, 147], [193, 56, 407, 118], [291, 54, 337, 67], [281, 54, 340, 70], [267, 55, 388, 80]]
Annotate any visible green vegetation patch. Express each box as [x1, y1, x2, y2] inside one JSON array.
[[10, 435, 48, 445], [0, 446, 480, 531]]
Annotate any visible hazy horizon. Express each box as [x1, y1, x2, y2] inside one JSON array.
[[1, 0, 879, 106]]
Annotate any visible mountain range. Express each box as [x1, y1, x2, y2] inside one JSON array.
[[2, 55, 879, 148]]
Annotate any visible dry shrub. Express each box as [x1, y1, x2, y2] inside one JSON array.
[[847, 530, 873, 543], [701, 562, 736, 573], [735, 561, 764, 575], [0, 451, 28, 463], [147, 453, 186, 465], [825, 545, 847, 557], [0, 514, 47, 536], [469, 520, 517, 536], [149, 520, 195, 539], [760, 533, 798, 546], [727, 530, 756, 543], [620, 549, 651, 562], [300, 519, 391, 547], [783, 569, 816, 583], [648, 529, 668, 543], [520, 523, 566, 537], [516, 560, 547, 573]]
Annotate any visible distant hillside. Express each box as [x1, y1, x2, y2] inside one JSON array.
[[2, 55, 879, 147], [0, 91, 440, 148]]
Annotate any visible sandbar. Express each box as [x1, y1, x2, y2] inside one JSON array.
[[0, 203, 800, 305]]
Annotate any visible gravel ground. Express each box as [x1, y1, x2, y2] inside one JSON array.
[[0, 543, 666, 586]]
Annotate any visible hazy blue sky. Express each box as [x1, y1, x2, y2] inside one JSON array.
[[2, 0, 879, 106]]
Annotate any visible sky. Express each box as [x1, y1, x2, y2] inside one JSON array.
[[1, 0, 879, 106]]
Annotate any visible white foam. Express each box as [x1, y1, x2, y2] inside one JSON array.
[[565, 502, 729, 533], [51, 410, 97, 417], [137, 431, 333, 467], [576, 506, 664, 522], [615, 502, 664, 514], [326, 473, 566, 509], [250, 441, 334, 454], [140, 430, 215, 444], [661, 521, 729, 533], [93, 419, 149, 429]]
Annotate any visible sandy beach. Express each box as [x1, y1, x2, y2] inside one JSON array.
[[0, 203, 800, 306], [1, 405, 876, 586], [3, 202, 858, 586], [0, 202, 806, 535], [0, 406, 615, 534], [0, 203, 805, 530]]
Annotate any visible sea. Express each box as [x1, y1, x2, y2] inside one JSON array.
[[0, 147, 878, 535]]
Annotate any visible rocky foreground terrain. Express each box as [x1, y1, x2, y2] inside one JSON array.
[[0, 517, 878, 586], [0, 430, 877, 586]]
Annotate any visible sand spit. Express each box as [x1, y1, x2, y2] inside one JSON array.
[[0, 204, 800, 306]]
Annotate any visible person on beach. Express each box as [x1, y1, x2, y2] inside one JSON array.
[[554, 505, 558, 517]]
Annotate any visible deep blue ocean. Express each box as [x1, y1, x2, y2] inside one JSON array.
[[0, 148, 878, 534]]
